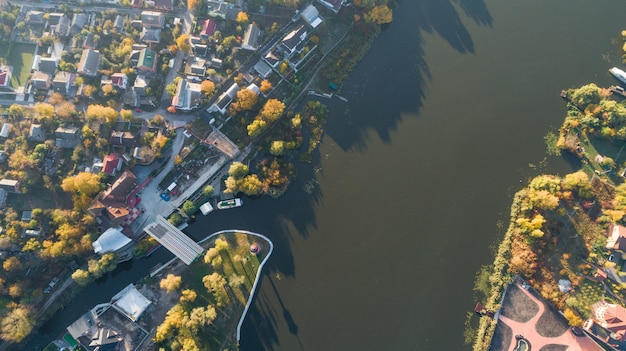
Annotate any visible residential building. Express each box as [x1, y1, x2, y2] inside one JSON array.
[[52, 15, 71, 36], [0, 179, 20, 193], [136, 48, 157, 72], [140, 11, 165, 29], [172, 79, 202, 111], [0, 124, 10, 138], [25, 11, 45, 25], [198, 19, 217, 39], [0, 65, 12, 91], [208, 82, 240, 114], [77, 49, 102, 77], [52, 71, 74, 95], [316, 0, 345, 13], [70, 13, 89, 35], [140, 27, 161, 44], [241, 23, 261, 51], [88, 171, 137, 226], [55, 126, 81, 148], [81, 33, 97, 50], [586, 302, 626, 342], [111, 73, 128, 90], [185, 56, 207, 76], [102, 153, 122, 176], [152, 0, 174, 11], [113, 15, 125, 31], [263, 51, 282, 68], [132, 75, 150, 95], [28, 124, 46, 142], [281, 25, 308, 56], [253, 59, 272, 78], [37, 57, 58, 75], [607, 224, 626, 259], [92, 227, 132, 255], [109, 131, 140, 149], [301, 4, 323, 28]]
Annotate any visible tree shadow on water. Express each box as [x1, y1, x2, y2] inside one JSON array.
[[326, 0, 491, 152]]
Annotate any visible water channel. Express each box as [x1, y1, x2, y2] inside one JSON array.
[[25, 0, 626, 350]]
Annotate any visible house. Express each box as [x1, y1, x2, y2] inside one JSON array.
[[29, 124, 46, 142], [87, 171, 137, 226], [37, 57, 58, 75], [606, 224, 626, 259], [21, 210, 32, 222], [55, 126, 81, 148], [70, 13, 89, 35], [52, 71, 74, 95], [92, 227, 132, 255], [141, 11, 165, 29], [0, 179, 20, 193], [47, 13, 65, 26], [102, 153, 122, 176], [0, 66, 12, 91], [253, 59, 272, 78], [152, 0, 174, 11], [587, 302, 626, 341], [111, 73, 128, 90], [198, 19, 217, 39], [263, 50, 281, 68], [52, 15, 71, 36], [241, 23, 261, 51], [25, 11, 46, 25], [172, 79, 202, 111], [210, 57, 223, 69], [77, 49, 101, 77], [140, 28, 161, 44], [136, 48, 157, 72], [206, 0, 240, 20], [0, 123, 11, 138], [281, 25, 308, 56], [113, 15, 125, 31], [301, 4, 323, 28], [316, 0, 345, 13], [109, 131, 140, 149], [208, 82, 240, 114], [81, 33, 97, 50], [133, 75, 150, 95], [184, 57, 206, 76]]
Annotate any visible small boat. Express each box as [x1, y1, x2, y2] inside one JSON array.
[[609, 67, 626, 85], [217, 198, 243, 210]]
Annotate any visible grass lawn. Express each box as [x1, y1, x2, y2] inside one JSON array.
[[9, 43, 36, 88]]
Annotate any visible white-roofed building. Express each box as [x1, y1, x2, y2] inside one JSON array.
[[301, 4, 323, 28], [92, 227, 133, 254], [111, 284, 151, 322]]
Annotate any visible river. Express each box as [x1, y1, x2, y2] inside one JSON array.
[[24, 0, 626, 350]]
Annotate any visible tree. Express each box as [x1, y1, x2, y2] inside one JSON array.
[[120, 109, 133, 122], [222, 35, 238, 49], [562, 171, 593, 199], [166, 83, 178, 96], [240, 174, 263, 196], [83, 84, 96, 97], [228, 162, 249, 178], [101, 84, 114, 96], [180, 289, 197, 303], [202, 273, 228, 306], [8, 104, 23, 117], [236, 11, 249, 24], [0, 305, 34, 342], [2, 256, 20, 271], [34, 102, 54, 118], [56, 101, 76, 119], [152, 114, 166, 127], [72, 269, 93, 286], [49, 92, 65, 105], [260, 99, 285, 122], [228, 274, 245, 288], [200, 80, 215, 95], [260, 79, 272, 93], [365, 5, 393, 24], [61, 172, 101, 197], [202, 185, 214, 196], [176, 34, 192, 54], [247, 119, 267, 138], [160, 274, 182, 293], [270, 141, 285, 156], [187, 0, 200, 11], [182, 200, 195, 215], [230, 88, 258, 113], [571, 83, 601, 107]]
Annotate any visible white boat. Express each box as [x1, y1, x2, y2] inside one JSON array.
[[610, 67, 626, 85], [217, 198, 243, 210], [199, 202, 214, 215]]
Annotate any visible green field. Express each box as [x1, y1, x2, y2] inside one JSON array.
[[9, 43, 35, 88]]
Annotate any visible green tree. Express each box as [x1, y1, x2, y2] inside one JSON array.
[[228, 162, 249, 178], [72, 269, 93, 286], [166, 83, 178, 96], [270, 141, 285, 156], [571, 83, 601, 107], [182, 200, 195, 215], [240, 174, 263, 196], [160, 274, 182, 293], [202, 185, 214, 196], [247, 119, 267, 138], [0, 305, 34, 342]]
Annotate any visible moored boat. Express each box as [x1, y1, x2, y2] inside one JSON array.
[[217, 198, 243, 210], [609, 67, 626, 85]]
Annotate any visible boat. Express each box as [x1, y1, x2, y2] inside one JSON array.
[[217, 198, 243, 210], [199, 202, 214, 215], [609, 67, 626, 85]]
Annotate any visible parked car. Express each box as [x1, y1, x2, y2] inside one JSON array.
[[160, 193, 170, 201]]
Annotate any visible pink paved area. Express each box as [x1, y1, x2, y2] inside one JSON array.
[[498, 282, 603, 351]]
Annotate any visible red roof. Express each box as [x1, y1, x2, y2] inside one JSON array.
[[102, 154, 121, 175], [0, 70, 8, 86], [111, 73, 126, 87], [199, 19, 216, 37]]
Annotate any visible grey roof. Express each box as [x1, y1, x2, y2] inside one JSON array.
[[77, 49, 101, 76], [47, 13, 65, 26], [54, 15, 71, 36], [113, 15, 124, 29], [82, 33, 96, 49], [52, 71, 72, 94], [67, 310, 97, 340], [242, 23, 261, 51], [70, 14, 89, 35], [253, 59, 272, 78], [173, 79, 202, 110], [140, 11, 164, 28], [29, 124, 46, 142], [38, 58, 58, 74], [144, 215, 203, 265], [31, 71, 51, 89], [140, 28, 161, 43], [25, 11, 45, 25]]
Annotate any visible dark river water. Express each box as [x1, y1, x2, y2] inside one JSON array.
[[25, 0, 626, 350]]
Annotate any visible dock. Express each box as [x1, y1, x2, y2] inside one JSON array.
[[610, 85, 626, 98]]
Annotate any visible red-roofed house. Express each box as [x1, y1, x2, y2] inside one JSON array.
[[102, 154, 122, 176], [0, 66, 13, 91], [198, 19, 216, 40], [111, 73, 128, 90], [606, 224, 626, 259], [591, 302, 626, 341]]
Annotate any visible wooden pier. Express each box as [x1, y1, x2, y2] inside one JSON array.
[[610, 85, 626, 98]]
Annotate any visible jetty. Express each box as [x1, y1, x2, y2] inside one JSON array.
[[609, 85, 626, 98]]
